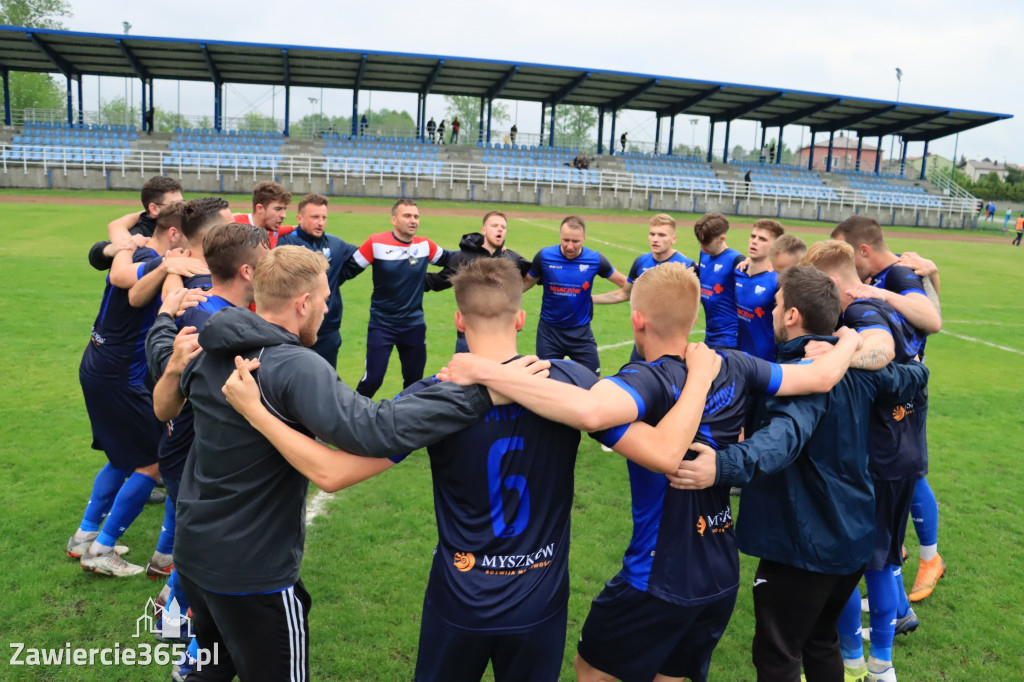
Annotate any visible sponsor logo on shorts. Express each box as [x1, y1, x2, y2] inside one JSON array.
[[697, 505, 733, 536]]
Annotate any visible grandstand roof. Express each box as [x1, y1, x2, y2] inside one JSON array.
[[0, 25, 1011, 142]]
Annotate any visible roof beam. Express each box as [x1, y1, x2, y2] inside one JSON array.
[[282, 49, 290, 86], [761, 98, 842, 127], [859, 110, 950, 138], [820, 105, 897, 132], [606, 78, 658, 111], [548, 71, 590, 106], [26, 32, 76, 76], [486, 65, 518, 99], [904, 117, 1000, 142], [199, 43, 221, 84], [422, 59, 444, 94], [353, 54, 368, 91], [116, 39, 150, 81], [657, 86, 721, 118], [712, 92, 784, 122]]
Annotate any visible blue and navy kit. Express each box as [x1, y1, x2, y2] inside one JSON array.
[[697, 248, 743, 348], [594, 352, 783, 606], [529, 246, 615, 329], [278, 229, 358, 333], [842, 299, 928, 480], [735, 269, 779, 361], [398, 360, 598, 633], [872, 261, 930, 359], [80, 247, 163, 386], [627, 251, 694, 283], [342, 231, 449, 327]]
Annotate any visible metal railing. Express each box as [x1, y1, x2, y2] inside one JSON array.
[[1, 143, 976, 220], [927, 165, 977, 202]]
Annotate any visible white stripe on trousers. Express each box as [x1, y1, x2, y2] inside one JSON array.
[[281, 586, 307, 682]]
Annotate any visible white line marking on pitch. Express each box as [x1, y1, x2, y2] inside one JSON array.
[[597, 329, 705, 352], [938, 330, 1024, 356], [306, 489, 334, 525]]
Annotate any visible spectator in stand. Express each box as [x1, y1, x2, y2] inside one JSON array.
[[360, 114, 368, 136], [427, 117, 437, 144], [451, 117, 460, 144], [510, 124, 518, 145], [437, 120, 446, 145], [620, 132, 628, 154]]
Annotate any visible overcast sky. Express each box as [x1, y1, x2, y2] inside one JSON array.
[[50, 0, 1022, 165]]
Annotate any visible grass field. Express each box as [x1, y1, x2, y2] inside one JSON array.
[[0, 194, 1022, 680]]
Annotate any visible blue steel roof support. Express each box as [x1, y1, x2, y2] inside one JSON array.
[[282, 49, 290, 136], [199, 43, 221, 84], [820, 105, 897, 132], [657, 86, 721, 118], [116, 39, 150, 81], [486, 65, 518, 99], [282, 49, 290, 85], [761, 98, 842, 127], [353, 54, 368, 91], [422, 59, 444, 94], [26, 32, 76, 76], [605, 79, 658, 111], [712, 92, 783, 122], [859, 110, 950, 138], [548, 72, 589, 106]]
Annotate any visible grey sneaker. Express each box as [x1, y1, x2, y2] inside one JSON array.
[[894, 607, 920, 636], [147, 488, 167, 505], [66, 536, 128, 559], [81, 549, 144, 577]]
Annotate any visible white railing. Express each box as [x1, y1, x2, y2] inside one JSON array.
[[927, 165, 977, 202], [0, 143, 976, 220]]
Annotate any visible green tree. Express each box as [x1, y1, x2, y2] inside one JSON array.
[[554, 105, 597, 148], [443, 95, 508, 144], [155, 108, 189, 133], [9, 71, 63, 114], [237, 111, 278, 133], [0, 0, 72, 28], [99, 97, 139, 128], [2, 0, 72, 122]]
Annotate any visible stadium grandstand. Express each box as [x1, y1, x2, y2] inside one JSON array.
[[0, 25, 1010, 228]]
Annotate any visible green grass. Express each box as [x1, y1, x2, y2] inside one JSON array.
[[0, 198, 1022, 680]]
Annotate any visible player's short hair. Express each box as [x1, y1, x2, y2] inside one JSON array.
[[482, 210, 508, 225], [752, 218, 785, 239], [560, 215, 586, 234], [203, 223, 271, 281], [451, 258, 522, 321], [252, 181, 291, 210], [649, 214, 676, 230], [769, 234, 807, 261], [831, 215, 886, 249], [254, 245, 328, 309], [391, 198, 418, 215], [693, 212, 729, 244], [801, 239, 858, 280], [778, 266, 841, 336], [631, 262, 699, 337], [181, 196, 231, 242], [154, 201, 185, 235], [140, 176, 183, 210], [297, 193, 328, 214]]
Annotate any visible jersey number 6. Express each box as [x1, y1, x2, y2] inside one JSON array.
[[487, 437, 531, 538]]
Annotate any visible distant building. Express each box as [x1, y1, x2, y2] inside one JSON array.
[[962, 158, 1015, 183], [797, 136, 879, 171]]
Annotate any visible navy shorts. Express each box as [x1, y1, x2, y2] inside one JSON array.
[[80, 374, 161, 470], [415, 595, 566, 682], [535, 319, 600, 375], [311, 327, 341, 368], [577, 577, 736, 682], [869, 477, 917, 570]]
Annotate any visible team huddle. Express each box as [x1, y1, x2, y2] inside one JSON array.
[[69, 175, 947, 682]]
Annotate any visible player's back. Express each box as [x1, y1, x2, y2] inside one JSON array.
[[403, 360, 597, 632]]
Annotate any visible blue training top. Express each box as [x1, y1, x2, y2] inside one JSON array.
[[529, 245, 615, 328], [593, 351, 783, 606], [627, 251, 694, 283], [735, 268, 779, 361], [80, 247, 163, 386], [697, 248, 743, 348], [396, 360, 598, 633], [278, 229, 358, 333]]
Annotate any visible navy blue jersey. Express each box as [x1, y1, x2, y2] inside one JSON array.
[[158, 294, 235, 478], [80, 247, 163, 385], [594, 352, 783, 606], [842, 299, 928, 479], [398, 360, 598, 633], [735, 269, 779, 361], [697, 248, 743, 348], [182, 273, 212, 291], [872, 261, 930, 359], [529, 246, 615, 328], [278, 229, 358, 333], [627, 251, 694, 283]]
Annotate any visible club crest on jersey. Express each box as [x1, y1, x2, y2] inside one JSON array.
[[322, 247, 331, 259], [755, 285, 766, 295], [714, 263, 723, 272], [579, 264, 590, 272]]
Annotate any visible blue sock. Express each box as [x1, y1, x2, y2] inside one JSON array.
[[838, 587, 865, 660], [911, 477, 938, 546], [865, 567, 897, 659], [156, 496, 176, 555], [79, 463, 130, 532], [167, 569, 190, 615], [892, 565, 910, 618], [95, 472, 156, 547]]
